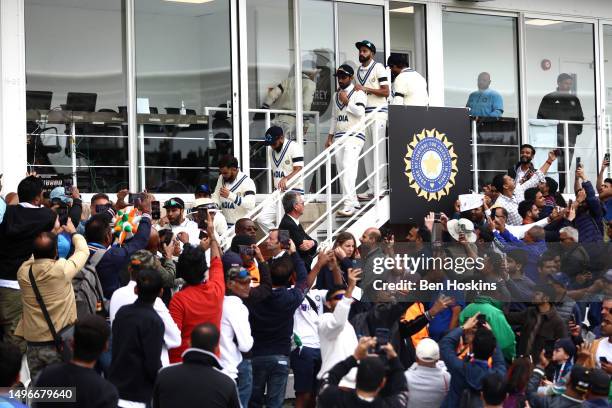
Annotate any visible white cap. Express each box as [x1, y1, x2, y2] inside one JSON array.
[[193, 198, 219, 212], [416, 338, 440, 362]]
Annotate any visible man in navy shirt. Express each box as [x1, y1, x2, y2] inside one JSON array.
[[248, 241, 309, 408], [466, 72, 504, 118]]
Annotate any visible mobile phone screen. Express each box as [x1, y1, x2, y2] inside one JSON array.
[[197, 208, 208, 230], [151, 201, 161, 220]]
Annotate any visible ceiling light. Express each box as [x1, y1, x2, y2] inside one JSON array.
[[163, 0, 214, 4], [391, 6, 414, 13], [526, 19, 562, 26]]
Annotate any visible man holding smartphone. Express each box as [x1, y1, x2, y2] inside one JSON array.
[[192, 198, 228, 241], [159, 197, 199, 245]]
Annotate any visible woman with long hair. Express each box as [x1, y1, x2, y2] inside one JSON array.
[[314, 231, 358, 290], [503, 357, 532, 408]]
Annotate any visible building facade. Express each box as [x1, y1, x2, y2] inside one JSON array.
[[1, 0, 611, 198]]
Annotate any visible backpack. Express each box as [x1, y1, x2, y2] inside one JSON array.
[[73, 248, 108, 319]]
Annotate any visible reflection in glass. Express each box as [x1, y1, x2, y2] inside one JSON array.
[[25, 0, 127, 192], [525, 19, 596, 192], [246, 0, 295, 193], [135, 0, 232, 193], [443, 12, 519, 118], [300, 0, 336, 193], [338, 3, 385, 69]]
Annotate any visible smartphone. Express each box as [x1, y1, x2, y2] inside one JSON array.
[[605, 153, 610, 163], [239, 245, 255, 257], [95, 203, 111, 214], [197, 208, 208, 230], [161, 230, 174, 247], [151, 201, 161, 220], [568, 315, 576, 326], [600, 356, 609, 364], [434, 212, 442, 222], [374, 328, 390, 355], [64, 180, 72, 196], [278, 229, 290, 249], [576, 156, 582, 168], [553, 148, 563, 157], [199, 230, 208, 240], [476, 314, 487, 327], [56, 206, 69, 226]]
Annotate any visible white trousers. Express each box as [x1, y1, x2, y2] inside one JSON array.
[[363, 118, 388, 194], [258, 196, 282, 234], [336, 137, 365, 209]]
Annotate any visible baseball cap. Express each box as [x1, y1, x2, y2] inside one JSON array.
[[416, 338, 440, 362], [195, 184, 211, 195], [227, 267, 251, 281], [49, 186, 71, 204], [222, 251, 243, 274], [355, 40, 376, 53], [570, 365, 590, 394], [264, 126, 284, 146], [163, 197, 185, 209], [130, 250, 162, 272], [585, 368, 611, 396], [547, 272, 570, 288], [554, 338, 576, 358], [334, 64, 354, 77]]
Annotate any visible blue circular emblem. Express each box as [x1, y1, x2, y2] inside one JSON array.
[[411, 137, 452, 193]]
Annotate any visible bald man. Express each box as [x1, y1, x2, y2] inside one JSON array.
[[466, 72, 504, 118]]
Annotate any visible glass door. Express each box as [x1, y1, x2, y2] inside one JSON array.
[[602, 24, 612, 177]]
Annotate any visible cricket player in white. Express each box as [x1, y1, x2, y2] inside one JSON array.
[[261, 61, 318, 141], [212, 155, 257, 227], [258, 126, 305, 232], [387, 54, 429, 106], [354, 40, 390, 201], [326, 64, 368, 217]]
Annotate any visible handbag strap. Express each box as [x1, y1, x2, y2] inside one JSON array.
[[28, 265, 62, 352]]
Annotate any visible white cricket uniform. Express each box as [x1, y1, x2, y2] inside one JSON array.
[[391, 68, 429, 106], [212, 171, 257, 226], [263, 74, 317, 140], [356, 59, 389, 194], [329, 84, 367, 210], [259, 139, 305, 233]]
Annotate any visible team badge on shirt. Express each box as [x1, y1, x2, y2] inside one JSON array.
[[404, 129, 458, 201]]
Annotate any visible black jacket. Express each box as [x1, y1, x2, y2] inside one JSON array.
[[537, 91, 584, 139], [0, 205, 55, 281], [318, 355, 408, 407], [279, 213, 317, 269], [153, 348, 240, 408], [109, 299, 164, 403]]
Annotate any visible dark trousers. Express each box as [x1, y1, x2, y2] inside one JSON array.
[[249, 354, 289, 408]]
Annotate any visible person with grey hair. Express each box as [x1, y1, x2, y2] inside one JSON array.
[[559, 226, 592, 285], [279, 191, 318, 271]]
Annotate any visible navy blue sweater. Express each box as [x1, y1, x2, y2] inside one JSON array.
[[248, 252, 308, 357]]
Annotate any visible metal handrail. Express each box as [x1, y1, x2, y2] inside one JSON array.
[[219, 105, 387, 249]]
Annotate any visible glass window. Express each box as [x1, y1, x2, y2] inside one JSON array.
[[135, 0, 233, 193], [299, 0, 336, 193], [443, 12, 520, 189], [246, 0, 295, 193], [25, 0, 128, 192], [525, 19, 597, 192], [337, 3, 386, 70], [389, 2, 427, 77], [602, 25, 612, 175]]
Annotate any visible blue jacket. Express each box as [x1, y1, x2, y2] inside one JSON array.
[[493, 229, 547, 282], [440, 327, 507, 408], [96, 216, 152, 299], [248, 252, 308, 357], [575, 181, 604, 244], [466, 89, 504, 117]]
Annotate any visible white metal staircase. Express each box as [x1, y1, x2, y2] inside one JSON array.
[[219, 106, 391, 250]]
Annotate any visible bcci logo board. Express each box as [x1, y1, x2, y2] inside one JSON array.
[[404, 129, 458, 201]]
